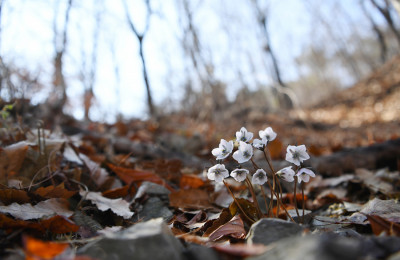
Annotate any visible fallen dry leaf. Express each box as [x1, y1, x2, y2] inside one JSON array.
[[169, 188, 212, 209], [34, 183, 77, 199], [203, 208, 233, 237], [102, 185, 135, 199], [24, 236, 69, 260], [179, 174, 205, 189], [0, 198, 73, 220], [349, 198, 400, 224], [40, 215, 80, 234], [0, 213, 80, 235], [108, 163, 175, 192], [80, 190, 133, 219], [0, 141, 29, 184], [0, 188, 30, 205], [229, 198, 259, 223], [209, 215, 246, 241], [366, 214, 400, 236]]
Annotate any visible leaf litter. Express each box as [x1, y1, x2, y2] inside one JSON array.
[[1, 66, 400, 258]]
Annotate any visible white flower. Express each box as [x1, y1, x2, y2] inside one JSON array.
[[232, 141, 253, 163], [212, 139, 234, 160], [285, 145, 310, 166], [252, 169, 268, 185], [207, 164, 230, 183], [252, 138, 267, 149], [230, 169, 249, 182], [259, 127, 277, 142], [296, 168, 315, 183], [276, 166, 295, 182], [236, 127, 253, 143]]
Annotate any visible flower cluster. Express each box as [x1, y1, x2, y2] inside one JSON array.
[[208, 126, 315, 184], [207, 126, 316, 222]]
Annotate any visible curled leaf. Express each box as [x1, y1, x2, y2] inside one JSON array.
[[209, 215, 246, 241]]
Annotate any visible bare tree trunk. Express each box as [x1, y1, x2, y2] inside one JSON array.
[[361, 0, 387, 63], [251, 0, 293, 109], [305, 0, 362, 81], [371, 0, 400, 45], [83, 3, 102, 121], [179, 0, 227, 120], [122, 0, 155, 118], [51, 0, 72, 114]]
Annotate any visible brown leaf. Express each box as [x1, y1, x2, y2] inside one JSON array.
[[179, 174, 205, 189], [203, 208, 233, 237], [24, 236, 69, 260], [366, 214, 400, 236], [229, 198, 259, 222], [0, 142, 29, 184], [34, 183, 77, 199], [40, 215, 80, 234], [0, 188, 30, 205], [0, 214, 79, 234], [208, 215, 246, 241], [313, 188, 346, 209], [169, 189, 212, 209], [108, 163, 175, 192], [102, 185, 135, 199]]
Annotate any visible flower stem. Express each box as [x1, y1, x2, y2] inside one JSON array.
[[268, 187, 273, 217], [262, 150, 282, 217], [245, 176, 263, 219], [293, 176, 300, 219], [266, 180, 296, 223], [223, 180, 255, 223], [260, 185, 269, 216], [302, 182, 305, 224]]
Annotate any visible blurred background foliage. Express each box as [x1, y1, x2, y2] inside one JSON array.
[[0, 0, 399, 122]]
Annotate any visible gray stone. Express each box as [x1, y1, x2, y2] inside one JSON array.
[[246, 218, 304, 246], [247, 233, 400, 260], [247, 234, 362, 260], [184, 243, 221, 260], [134, 196, 173, 222], [134, 181, 171, 200], [287, 209, 312, 224], [78, 218, 184, 260]]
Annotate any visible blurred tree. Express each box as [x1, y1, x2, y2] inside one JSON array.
[[50, 0, 72, 115], [80, 1, 103, 121], [370, 0, 400, 45], [179, 0, 228, 120], [251, 0, 293, 109], [122, 0, 156, 118]]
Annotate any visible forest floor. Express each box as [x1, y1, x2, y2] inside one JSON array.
[[0, 55, 400, 259]]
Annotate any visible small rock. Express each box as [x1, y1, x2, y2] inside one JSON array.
[[78, 218, 184, 260], [133, 196, 173, 222], [247, 233, 400, 260], [134, 181, 171, 201], [246, 218, 304, 245], [247, 234, 361, 260], [287, 209, 312, 224], [184, 243, 221, 260]]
